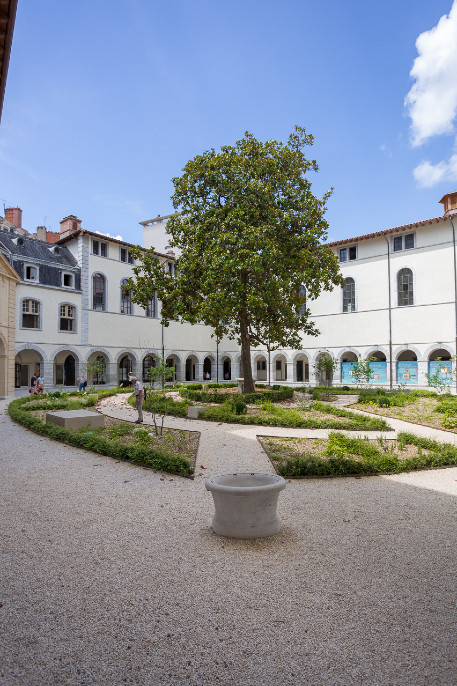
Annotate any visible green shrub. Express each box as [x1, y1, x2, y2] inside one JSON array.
[[274, 431, 457, 478], [234, 400, 247, 415], [378, 397, 391, 407], [8, 396, 192, 476]]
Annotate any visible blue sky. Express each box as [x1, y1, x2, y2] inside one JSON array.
[[1, 0, 456, 246]]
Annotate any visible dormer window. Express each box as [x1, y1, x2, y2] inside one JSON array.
[[25, 265, 38, 281], [62, 272, 74, 288]]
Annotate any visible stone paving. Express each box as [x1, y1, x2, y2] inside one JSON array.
[[1, 394, 457, 685]]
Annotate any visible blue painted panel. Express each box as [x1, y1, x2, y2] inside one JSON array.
[[341, 362, 357, 384], [428, 360, 453, 384], [396, 361, 418, 385], [369, 362, 387, 384]]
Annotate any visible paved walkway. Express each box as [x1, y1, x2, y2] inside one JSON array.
[[1, 395, 457, 685]]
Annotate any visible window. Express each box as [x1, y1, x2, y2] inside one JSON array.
[[397, 268, 413, 306], [62, 272, 74, 288], [59, 304, 75, 331], [145, 293, 156, 318], [393, 233, 415, 252], [298, 284, 306, 316], [25, 265, 38, 281], [343, 277, 356, 312], [128, 251, 134, 264], [22, 299, 40, 328], [339, 246, 357, 262], [121, 278, 132, 314], [92, 239, 107, 256], [167, 261, 175, 275], [143, 355, 156, 382], [93, 273, 106, 311], [120, 247, 127, 262]]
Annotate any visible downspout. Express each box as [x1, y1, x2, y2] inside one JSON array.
[[450, 215, 457, 394], [384, 236, 393, 389], [216, 337, 219, 383]]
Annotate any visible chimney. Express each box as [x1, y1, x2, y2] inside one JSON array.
[[36, 226, 47, 242], [5, 207, 22, 228], [60, 214, 82, 238], [439, 192, 457, 216]]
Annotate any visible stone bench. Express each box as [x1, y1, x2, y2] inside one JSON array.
[[46, 410, 105, 430], [187, 406, 206, 419]]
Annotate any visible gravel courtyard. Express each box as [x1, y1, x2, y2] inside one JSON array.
[[1, 395, 456, 685]]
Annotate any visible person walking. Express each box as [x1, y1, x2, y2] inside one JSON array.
[[131, 376, 144, 423], [77, 373, 87, 391]]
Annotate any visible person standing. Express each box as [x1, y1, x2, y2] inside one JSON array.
[[30, 372, 37, 394], [36, 374, 44, 394], [131, 376, 144, 423]]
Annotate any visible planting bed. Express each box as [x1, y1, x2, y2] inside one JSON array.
[[259, 431, 457, 477]]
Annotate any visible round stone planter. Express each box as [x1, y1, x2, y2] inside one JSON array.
[[205, 472, 286, 539]]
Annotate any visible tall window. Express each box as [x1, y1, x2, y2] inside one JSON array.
[[121, 278, 132, 314], [93, 273, 106, 311], [145, 293, 156, 317], [343, 277, 356, 312], [143, 355, 156, 382], [59, 304, 75, 331], [22, 299, 40, 328], [298, 284, 307, 316], [398, 268, 413, 306]]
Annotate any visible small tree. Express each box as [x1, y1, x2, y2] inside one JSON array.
[[82, 357, 106, 386], [350, 356, 377, 388], [314, 353, 338, 400], [426, 356, 454, 395], [145, 358, 174, 435]]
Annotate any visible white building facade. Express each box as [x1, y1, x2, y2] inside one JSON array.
[[2, 192, 457, 392]]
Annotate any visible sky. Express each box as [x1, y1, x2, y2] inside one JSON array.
[[0, 0, 456, 246]]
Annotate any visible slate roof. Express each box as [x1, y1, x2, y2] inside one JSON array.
[[0, 227, 78, 267]]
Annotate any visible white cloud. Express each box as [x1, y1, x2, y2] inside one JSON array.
[[405, 1, 457, 147], [413, 153, 457, 188]]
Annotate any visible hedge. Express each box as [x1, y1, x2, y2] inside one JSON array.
[[8, 395, 192, 476]]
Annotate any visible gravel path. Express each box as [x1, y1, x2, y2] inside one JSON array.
[[1, 395, 457, 685]]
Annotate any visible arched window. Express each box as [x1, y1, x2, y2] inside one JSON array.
[[93, 273, 106, 311], [397, 268, 413, 306], [143, 355, 156, 382], [343, 278, 355, 312], [120, 278, 132, 314]]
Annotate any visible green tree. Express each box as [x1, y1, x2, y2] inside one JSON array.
[[350, 356, 377, 387], [126, 127, 343, 393], [314, 353, 338, 400], [145, 358, 175, 435]]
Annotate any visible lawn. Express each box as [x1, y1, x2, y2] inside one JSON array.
[[260, 431, 457, 477]]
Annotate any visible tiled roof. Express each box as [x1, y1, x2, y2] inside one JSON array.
[[327, 215, 448, 247], [57, 228, 175, 260]]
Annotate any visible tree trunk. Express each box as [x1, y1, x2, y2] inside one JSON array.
[[240, 307, 255, 394]]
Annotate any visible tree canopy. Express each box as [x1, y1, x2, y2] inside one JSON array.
[[126, 127, 343, 393]]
